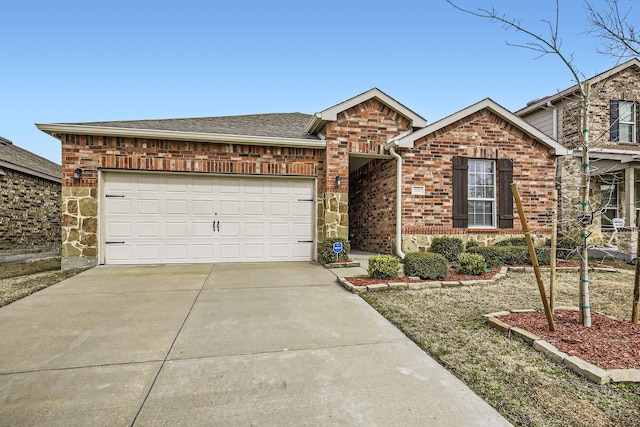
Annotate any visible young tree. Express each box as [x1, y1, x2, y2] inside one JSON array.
[[446, 0, 594, 326]]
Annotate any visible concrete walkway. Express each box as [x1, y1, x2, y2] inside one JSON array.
[[0, 262, 511, 426]]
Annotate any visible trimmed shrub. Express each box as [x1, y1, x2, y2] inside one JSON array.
[[368, 255, 400, 280], [495, 237, 528, 247], [466, 246, 551, 267], [319, 238, 351, 264], [465, 240, 479, 249], [429, 237, 464, 262], [458, 253, 487, 276], [545, 236, 580, 260], [403, 252, 449, 280]]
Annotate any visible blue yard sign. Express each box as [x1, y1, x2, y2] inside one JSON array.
[[332, 242, 343, 254]]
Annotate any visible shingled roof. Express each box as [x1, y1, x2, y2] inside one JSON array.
[[0, 136, 61, 183], [72, 112, 319, 141]]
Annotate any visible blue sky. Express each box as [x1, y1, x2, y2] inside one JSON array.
[[2, 0, 637, 164]]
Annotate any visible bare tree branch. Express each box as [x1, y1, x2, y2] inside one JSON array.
[[585, 0, 639, 59], [446, 0, 585, 95]]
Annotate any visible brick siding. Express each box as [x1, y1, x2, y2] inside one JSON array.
[[349, 158, 396, 253], [0, 168, 61, 257]]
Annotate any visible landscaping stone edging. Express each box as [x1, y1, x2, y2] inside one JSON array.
[[324, 261, 361, 269], [336, 266, 509, 293], [483, 309, 640, 384]]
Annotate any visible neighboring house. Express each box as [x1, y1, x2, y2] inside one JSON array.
[[517, 58, 640, 258], [36, 88, 567, 269], [0, 136, 62, 263]]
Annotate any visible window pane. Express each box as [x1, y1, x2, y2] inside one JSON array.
[[620, 102, 634, 122], [469, 201, 495, 227], [620, 123, 634, 142]]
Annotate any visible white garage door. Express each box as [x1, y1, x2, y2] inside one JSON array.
[[101, 172, 315, 264]]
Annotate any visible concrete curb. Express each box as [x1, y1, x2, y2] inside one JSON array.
[[484, 310, 640, 384]]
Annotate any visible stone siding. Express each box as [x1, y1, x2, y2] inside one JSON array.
[[0, 168, 61, 258], [553, 65, 640, 254]]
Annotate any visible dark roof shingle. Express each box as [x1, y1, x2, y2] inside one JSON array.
[[73, 112, 319, 141], [0, 137, 61, 181]]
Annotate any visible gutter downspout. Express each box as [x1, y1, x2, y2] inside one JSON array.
[[387, 143, 406, 259]]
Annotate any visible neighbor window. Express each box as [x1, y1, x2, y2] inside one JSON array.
[[468, 160, 496, 227], [601, 182, 619, 229], [611, 100, 637, 143]]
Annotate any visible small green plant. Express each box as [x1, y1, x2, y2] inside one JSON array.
[[319, 238, 351, 264], [465, 240, 479, 249], [458, 253, 487, 276], [495, 237, 528, 247], [429, 237, 464, 262], [403, 252, 449, 280], [368, 255, 400, 280]]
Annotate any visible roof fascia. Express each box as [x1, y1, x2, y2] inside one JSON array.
[[517, 58, 640, 115], [304, 88, 427, 134], [396, 98, 569, 156], [36, 124, 326, 149], [0, 159, 61, 183]]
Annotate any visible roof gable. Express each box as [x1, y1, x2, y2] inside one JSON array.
[[517, 58, 640, 115], [304, 88, 427, 134], [394, 98, 568, 155]]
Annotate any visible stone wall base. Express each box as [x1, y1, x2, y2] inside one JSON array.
[[62, 256, 98, 270], [0, 251, 61, 265]]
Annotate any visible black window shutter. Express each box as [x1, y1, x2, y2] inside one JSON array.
[[452, 156, 468, 228], [610, 100, 619, 142], [497, 159, 514, 229]]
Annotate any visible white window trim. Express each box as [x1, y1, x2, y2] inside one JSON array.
[[618, 101, 636, 143], [468, 159, 496, 228]]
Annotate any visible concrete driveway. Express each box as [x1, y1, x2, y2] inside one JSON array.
[[0, 262, 511, 426]]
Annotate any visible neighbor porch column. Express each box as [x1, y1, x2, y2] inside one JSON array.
[[625, 167, 635, 226]]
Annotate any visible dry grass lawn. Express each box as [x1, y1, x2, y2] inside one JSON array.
[[0, 258, 86, 307], [364, 269, 640, 427]]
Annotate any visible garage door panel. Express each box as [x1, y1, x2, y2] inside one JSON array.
[[193, 244, 214, 259], [137, 177, 159, 192], [166, 200, 188, 215], [245, 201, 264, 215], [107, 222, 131, 238], [166, 245, 188, 260], [106, 244, 131, 261], [108, 199, 132, 215], [137, 245, 160, 260], [220, 200, 241, 216], [219, 244, 240, 259], [137, 222, 159, 238], [270, 202, 289, 216], [193, 221, 214, 237], [193, 200, 213, 215], [138, 199, 159, 215], [103, 173, 314, 264], [245, 222, 264, 237]]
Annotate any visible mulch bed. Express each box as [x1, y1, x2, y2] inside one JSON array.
[[499, 310, 640, 370], [346, 266, 501, 286]]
